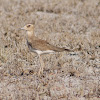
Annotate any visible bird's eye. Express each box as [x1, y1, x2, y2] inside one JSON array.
[[27, 25, 31, 27]]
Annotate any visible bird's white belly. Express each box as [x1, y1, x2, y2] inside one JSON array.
[[34, 50, 55, 55]]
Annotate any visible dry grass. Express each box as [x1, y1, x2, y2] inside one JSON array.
[[0, 0, 100, 100]]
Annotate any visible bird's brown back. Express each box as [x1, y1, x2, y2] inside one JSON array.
[[27, 36, 69, 52]]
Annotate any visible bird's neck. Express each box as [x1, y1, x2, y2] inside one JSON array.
[[27, 30, 37, 41], [27, 30, 34, 37]]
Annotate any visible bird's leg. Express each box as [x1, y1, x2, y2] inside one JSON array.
[[38, 54, 45, 76]]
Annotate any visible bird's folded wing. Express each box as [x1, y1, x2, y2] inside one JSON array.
[[30, 39, 65, 52]]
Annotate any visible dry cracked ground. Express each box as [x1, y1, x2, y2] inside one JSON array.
[[0, 0, 100, 100]]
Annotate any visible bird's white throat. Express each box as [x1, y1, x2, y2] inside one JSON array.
[[27, 31, 34, 37]]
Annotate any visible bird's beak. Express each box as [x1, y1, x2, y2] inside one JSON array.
[[20, 27, 25, 30]]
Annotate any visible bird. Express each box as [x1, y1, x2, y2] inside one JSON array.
[[21, 24, 72, 75]]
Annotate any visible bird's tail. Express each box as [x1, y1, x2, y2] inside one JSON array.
[[65, 45, 81, 52], [64, 48, 72, 52], [53, 45, 81, 52]]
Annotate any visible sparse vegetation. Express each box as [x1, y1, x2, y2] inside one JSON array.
[[0, 0, 100, 100]]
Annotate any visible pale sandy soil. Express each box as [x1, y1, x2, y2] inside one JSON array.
[[0, 0, 100, 100]]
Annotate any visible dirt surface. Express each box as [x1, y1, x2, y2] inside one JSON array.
[[0, 0, 100, 100]]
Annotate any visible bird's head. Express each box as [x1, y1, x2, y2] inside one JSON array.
[[21, 24, 34, 31]]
